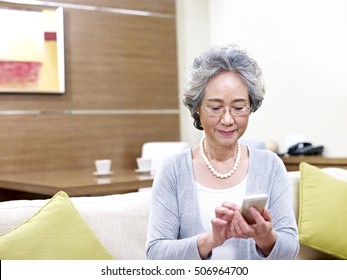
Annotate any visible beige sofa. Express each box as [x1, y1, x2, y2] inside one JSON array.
[[0, 168, 345, 260]]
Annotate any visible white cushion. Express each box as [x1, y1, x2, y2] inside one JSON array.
[[0, 191, 151, 260], [288, 170, 301, 221], [320, 167, 347, 181]]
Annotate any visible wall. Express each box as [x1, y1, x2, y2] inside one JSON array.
[[178, 0, 347, 157], [176, 0, 209, 146], [0, 0, 179, 174]]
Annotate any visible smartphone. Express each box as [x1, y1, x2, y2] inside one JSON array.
[[240, 193, 268, 224]]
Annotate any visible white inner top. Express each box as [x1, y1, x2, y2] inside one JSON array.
[[196, 176, 247, 259]]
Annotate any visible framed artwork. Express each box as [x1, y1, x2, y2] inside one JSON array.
[[0, 1, 65, 94]]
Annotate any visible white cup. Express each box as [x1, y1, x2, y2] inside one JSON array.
[[95, 159, 112, 175], [136, 157, 151, 172]]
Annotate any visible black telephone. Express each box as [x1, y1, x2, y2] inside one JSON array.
[[287, 142, 324, 156]]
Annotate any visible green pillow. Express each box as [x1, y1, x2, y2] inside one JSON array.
[[299, 162, 347, 259], [0, 191, 113, 260]]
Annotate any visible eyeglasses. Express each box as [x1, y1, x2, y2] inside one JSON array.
[[201, 105, 250, 117]]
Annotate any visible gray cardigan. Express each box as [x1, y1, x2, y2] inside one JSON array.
[[146, 147, 299, 260]]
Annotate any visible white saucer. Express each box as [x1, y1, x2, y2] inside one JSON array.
[[93, 171, 114, 176], [135, 169, 151, 173]]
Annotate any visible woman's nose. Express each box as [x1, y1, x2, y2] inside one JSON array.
[[220, 109, 235, 125]]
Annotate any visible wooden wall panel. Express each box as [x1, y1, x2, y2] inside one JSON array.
[[64, 9, 178, 110], [0, 0, 179, 177], [0, 7, 178, 110], [0, 114, 179, 174], [54, 0, 175, 14]]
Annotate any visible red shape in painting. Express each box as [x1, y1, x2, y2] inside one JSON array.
[[44, 31, 57, 41], [0, 61, 42, 85]]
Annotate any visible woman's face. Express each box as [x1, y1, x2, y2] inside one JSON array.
[[199, 71, 250, 147]]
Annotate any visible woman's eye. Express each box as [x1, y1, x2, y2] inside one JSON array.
[[211, 107, 222, 111], [233, 106, 244, 111]]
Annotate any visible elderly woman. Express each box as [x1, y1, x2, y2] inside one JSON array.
[[146, 44, 299, 260]]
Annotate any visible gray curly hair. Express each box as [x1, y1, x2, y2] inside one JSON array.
[[182, 44, 265, 130]]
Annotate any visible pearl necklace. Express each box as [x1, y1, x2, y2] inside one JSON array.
[[200, 137, 241, 179]]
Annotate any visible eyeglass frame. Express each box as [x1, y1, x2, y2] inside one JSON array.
[[200, 104, 251, 117]]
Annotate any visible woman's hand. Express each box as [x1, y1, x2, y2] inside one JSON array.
[[230, 207, 277, 256], [197, 202, 277, 258], [210, 202, 240, 245], [197, 202, 239, 259]]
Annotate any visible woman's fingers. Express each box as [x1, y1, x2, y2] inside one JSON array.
[[230, 211, 256, 238], [215, 206, 234, 220], [221, 201, 241, 211]]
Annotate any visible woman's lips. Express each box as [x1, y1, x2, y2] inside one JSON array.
[[219, 130, 234, 136]]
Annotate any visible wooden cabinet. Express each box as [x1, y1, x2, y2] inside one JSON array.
[[280, 156, 347, 171]]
